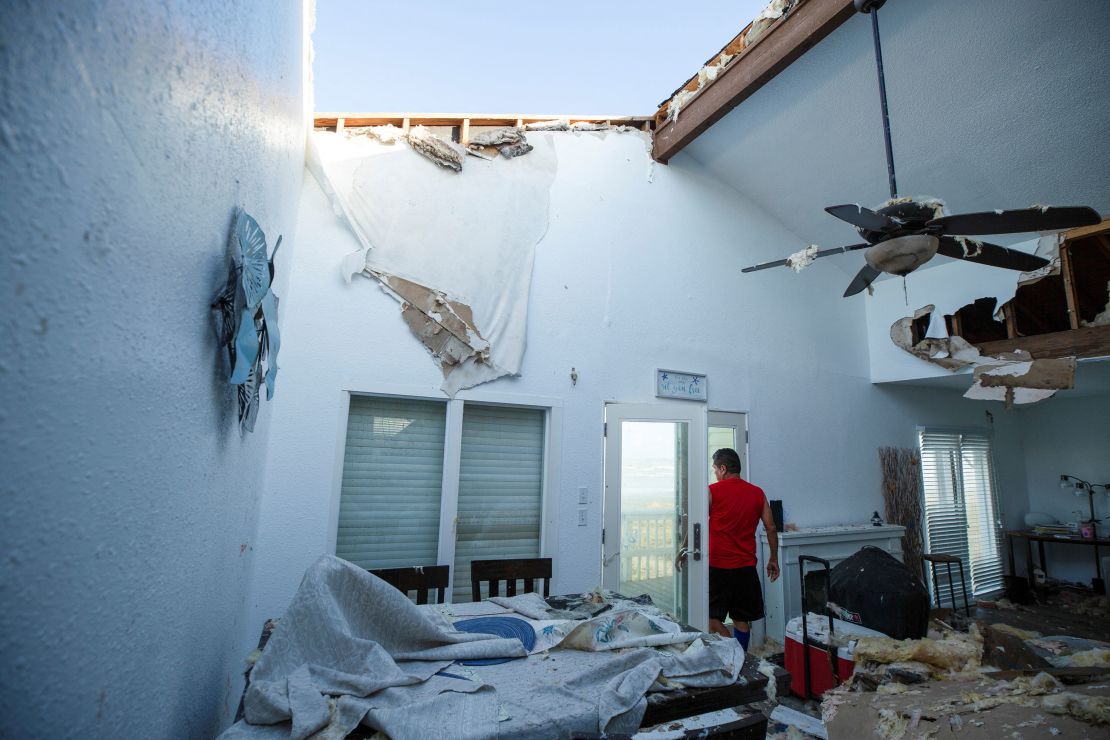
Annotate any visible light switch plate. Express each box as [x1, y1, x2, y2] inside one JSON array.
[[578, 509, 587, 526], [578, 486, 588, 504]]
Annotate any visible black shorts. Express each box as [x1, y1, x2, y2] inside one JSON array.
[[709, 565, 764, 623]]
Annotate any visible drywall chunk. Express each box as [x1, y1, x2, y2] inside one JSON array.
[[570, 121, 609, 132], [467, 128, 534, 159], [498, 141, 534, 159], [787, 244, 819, 272], [965, 353, 1075, 405], [525, 119, 569, 131], [407, 125, 465, 172], [974, 354, 1076, 391], [358, 124, 404, 144], [469, 127, 525, 147], [376, 273, 488, 375], [464, 147, 496, 161]]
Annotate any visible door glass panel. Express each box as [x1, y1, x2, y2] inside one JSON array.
[[708, 425, 736, 479], [619, 420, 689, 621]]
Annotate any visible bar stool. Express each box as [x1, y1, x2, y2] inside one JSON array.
[[922, 553, 970, 616]]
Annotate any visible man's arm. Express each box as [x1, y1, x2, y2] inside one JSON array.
[[761, 496, 780, 582]]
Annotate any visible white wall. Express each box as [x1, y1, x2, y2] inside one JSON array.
[[246, 131, 1029, 630], [1014, 395, 1110, 584], [0, 2, 306, 736]]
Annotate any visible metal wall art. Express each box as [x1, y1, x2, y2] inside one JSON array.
[[212, 209, 281, 435]]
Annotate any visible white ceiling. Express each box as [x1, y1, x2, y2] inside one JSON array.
[[682, 0, 1110, 277]]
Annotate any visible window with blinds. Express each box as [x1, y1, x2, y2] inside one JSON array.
[[453, 405, 545, 602], [335, 395, 548, 603], [918, 429, 1004, 601], [336, 395, 446, 570]]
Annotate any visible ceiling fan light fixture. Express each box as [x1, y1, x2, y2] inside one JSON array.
[[864, 234, 940, 275]]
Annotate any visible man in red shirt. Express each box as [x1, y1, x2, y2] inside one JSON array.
[[706, 448, 779, 651]]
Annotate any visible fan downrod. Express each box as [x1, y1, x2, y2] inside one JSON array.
[[854, 0, 886, 13]]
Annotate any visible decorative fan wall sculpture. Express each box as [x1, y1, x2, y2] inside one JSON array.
[[212, 209, 281, 435]]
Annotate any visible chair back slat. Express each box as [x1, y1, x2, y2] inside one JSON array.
[[369, 565, 450, 605], [470, 558, 552, 602]]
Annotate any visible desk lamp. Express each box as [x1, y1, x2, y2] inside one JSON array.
[[1059, 475, 1108, 536]]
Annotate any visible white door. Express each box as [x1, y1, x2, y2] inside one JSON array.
[[603, 403, 708, 629]]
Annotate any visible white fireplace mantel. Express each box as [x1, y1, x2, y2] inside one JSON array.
[[754, 524, 906, 646]]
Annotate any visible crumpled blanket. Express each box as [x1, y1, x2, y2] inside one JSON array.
[[220, 556, 744, 740], [221, 555, 525, 740]]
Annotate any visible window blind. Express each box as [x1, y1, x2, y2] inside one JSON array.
[[453, 405, 545, 602], [336, 395, 446, 571], [919, 429, 1003, 602]]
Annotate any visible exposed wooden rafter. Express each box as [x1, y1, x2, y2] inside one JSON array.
[[652, 0, 856, 163], [314, 113, 654, 131]]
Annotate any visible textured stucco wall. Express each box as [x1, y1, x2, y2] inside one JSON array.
[[0, 2, 305, 735], [244, 131, 1028, 635]]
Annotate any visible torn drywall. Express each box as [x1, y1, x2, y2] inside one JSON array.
[[890, 305, 982, 370], [965, 352, 1076, 406], [525, 119, 569, 132], [308, 129, 557, 395], [890, 305, 1076, 406], [407, 125, 466, 172], [373, 272, 490, 375]]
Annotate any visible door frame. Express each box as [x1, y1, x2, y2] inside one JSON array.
[[602, 402, 708, 629], [708, 410, 750, 480]]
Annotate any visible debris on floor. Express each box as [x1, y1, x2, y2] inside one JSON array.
[[809, 589, 1110, 737]]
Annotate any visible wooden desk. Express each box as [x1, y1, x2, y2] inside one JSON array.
[[1005, 530, 1109, 590]]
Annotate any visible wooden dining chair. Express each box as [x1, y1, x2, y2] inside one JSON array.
[[369, 565, 450, 605], [470, 558, 552, 602]]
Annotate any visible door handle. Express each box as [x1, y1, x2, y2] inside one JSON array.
[[692, 523, 702, 561]]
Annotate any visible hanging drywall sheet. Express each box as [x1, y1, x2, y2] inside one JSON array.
[[309, 130, 557, 394]]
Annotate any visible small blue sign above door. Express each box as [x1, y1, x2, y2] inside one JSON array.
[[655, 369, 708, 401]]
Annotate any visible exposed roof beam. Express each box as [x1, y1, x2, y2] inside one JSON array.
[[652, 0, 856, 163], [315, 113, 654, 130]]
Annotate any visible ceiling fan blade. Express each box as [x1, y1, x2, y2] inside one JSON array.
[[937, 236, 1050, 271], [742, 243, 870, 273], [928, 206, 1100, 236], [825, 204, 903, 233], [813, 243, 870, 259], [843, 264, 881, 297], [741, 258, 789, 273]]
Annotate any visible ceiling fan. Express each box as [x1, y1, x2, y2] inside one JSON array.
[[741, 0, 1101, 297]]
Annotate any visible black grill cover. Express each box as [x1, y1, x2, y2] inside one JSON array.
[[826, 546, 929, 639]]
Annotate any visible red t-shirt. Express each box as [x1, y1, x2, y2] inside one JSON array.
[[708, 477, 766, 568]]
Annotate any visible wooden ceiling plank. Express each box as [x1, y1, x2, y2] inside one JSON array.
[[1064, 218, 1110, 242], [975, 324, 1110, 361]]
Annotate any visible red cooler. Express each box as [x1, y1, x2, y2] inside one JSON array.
[[784, 615, 887, 698]]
